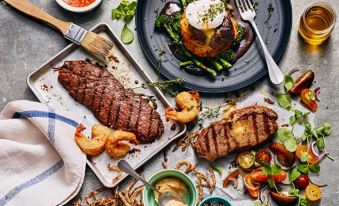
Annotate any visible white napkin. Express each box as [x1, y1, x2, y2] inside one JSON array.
[[0, 100, 87, 206]]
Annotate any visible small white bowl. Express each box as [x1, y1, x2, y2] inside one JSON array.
[[56, 0, 102, 13]]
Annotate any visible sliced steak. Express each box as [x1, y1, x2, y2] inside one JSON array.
[[57, 60, 164, 143], [193, 105, 278, 161]]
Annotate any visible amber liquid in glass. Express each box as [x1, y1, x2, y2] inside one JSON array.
[[299, 3, 335, 45]]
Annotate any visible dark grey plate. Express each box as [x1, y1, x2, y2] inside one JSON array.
[[136, 0, 292, 93]]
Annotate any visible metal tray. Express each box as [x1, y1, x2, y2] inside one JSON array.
[[26, 23, 186, 187]]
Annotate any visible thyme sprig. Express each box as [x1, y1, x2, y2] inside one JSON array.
[[131, 78, 185, 97]]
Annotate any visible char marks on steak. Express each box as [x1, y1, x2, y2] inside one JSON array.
[[193, 105, 278, 161], [57, 60, 164, 143]]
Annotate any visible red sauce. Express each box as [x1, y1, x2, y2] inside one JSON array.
[[64, 0, 96, 7]]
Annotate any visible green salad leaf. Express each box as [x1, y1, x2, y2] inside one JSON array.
[[276, 93, 291, 110], [308, 164, 320, 173], [112, 0, 137, 22], [277, 128, 294, 142], [213, 164, 223, 176], [300, 152, 308, 162], [284, 75, 294, 92], [284, 138, 297, 152], [289, 167, 301, 182], [297, 164, 309, 174], [289, 110, 310, 126], [121, 24, 134, 44], [112, 1, 137, 44]]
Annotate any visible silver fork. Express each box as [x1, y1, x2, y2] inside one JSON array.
[[235, 0, 284, 85]]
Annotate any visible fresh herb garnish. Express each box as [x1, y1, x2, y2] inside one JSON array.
[[121, 24, 134, 44], [262, 165, 281, 191], [289, 110, 310, 126], [276, 93, 291, 110], [284, 74, 294, 92], [133, 78, 185, 97], [213, 164, 223, 176], [112, 1, 137, 44], [112, 0, 137, 22], [277, 128, 297, 152], [289, 167, 301, 182], [289, 187, 308, 206]]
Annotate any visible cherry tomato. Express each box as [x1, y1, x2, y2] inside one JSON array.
[[300, 88, 317, 112], [290, 70, 314, 95], [295, 145, 318, 164], [293, 174, 310, 190], [250, 169, 287, 184], [243, 174, 260, 198], [269, 143, 296, 167], [255, 149, 272, 166], [250, 169, 269, 183], [236, 151, 255, 170], [272, 171, 287, 183], [306, 184, 322, 201]]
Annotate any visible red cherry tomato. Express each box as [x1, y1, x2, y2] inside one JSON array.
[[250, 169, 287, 184], [293, 174, 310, 190], [243, 174, 260, 198]]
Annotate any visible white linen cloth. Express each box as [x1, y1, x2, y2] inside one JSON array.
[[0, 100, 87, 206]]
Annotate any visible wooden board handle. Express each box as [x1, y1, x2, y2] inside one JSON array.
[[4, 0, 71, 35]]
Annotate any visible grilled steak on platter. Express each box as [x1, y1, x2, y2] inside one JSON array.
[[193, 105, 278, 161], [57, 60, 164, 144]]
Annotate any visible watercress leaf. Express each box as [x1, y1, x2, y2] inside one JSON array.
[[289, 115, 296, 126], [262, 165, 271, 176], [289, 167, 301, 182], [284, 138, 297, 152], [112, 9, 126, 20], [300, 152, 309, 162], [121, 24, 134, 44], [322, 123, 333, 136], [316, 137, 325, 151], [254, 201, 263, 206], [276, 93, 292, 110], [271, 164, 281, 175], [267, 178, 276, 189], [277, 128, 294, 143], [298, 196, 308, 206], [289, 188, 300, 196], [284, 75, 294, 92], [213, 165, 223, 176], [297, 164, 309, 174], [308, 164, 320, 173]]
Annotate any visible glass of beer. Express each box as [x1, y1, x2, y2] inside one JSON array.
[[299, 2, 336, 45]]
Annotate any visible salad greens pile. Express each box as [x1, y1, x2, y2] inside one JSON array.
[[112, 1, 137, 44]]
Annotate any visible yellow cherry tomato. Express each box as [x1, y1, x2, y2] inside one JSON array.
[[306, 184, 322, 201], [236, 151, 255, 170]]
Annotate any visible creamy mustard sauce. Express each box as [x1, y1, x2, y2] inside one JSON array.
[[154, 177, 188, 206]]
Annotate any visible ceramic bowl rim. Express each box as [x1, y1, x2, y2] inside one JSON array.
[[55, 0, 102, 13], [142, 169, 198, 206]]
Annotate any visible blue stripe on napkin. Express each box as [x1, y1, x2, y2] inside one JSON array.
[[12, 110, 79, 127], [47, 108, 56, 143], [0, 159, 64, 206]]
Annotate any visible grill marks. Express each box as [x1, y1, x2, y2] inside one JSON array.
[[57, 60, 164, 144], [193, 105, 278, 162]]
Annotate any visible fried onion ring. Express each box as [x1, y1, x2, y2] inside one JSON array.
[[105, 130, 139, 158], [176, 160, 197, 173], [75, 124, 110, 156], [165, 91, 200, 124]]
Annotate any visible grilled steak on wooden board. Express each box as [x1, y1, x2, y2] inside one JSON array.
[[57, 60, 164, 144], [193, 105, 278, 161]]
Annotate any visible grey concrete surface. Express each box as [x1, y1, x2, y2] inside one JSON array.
[[0, 0, 338, 205]]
